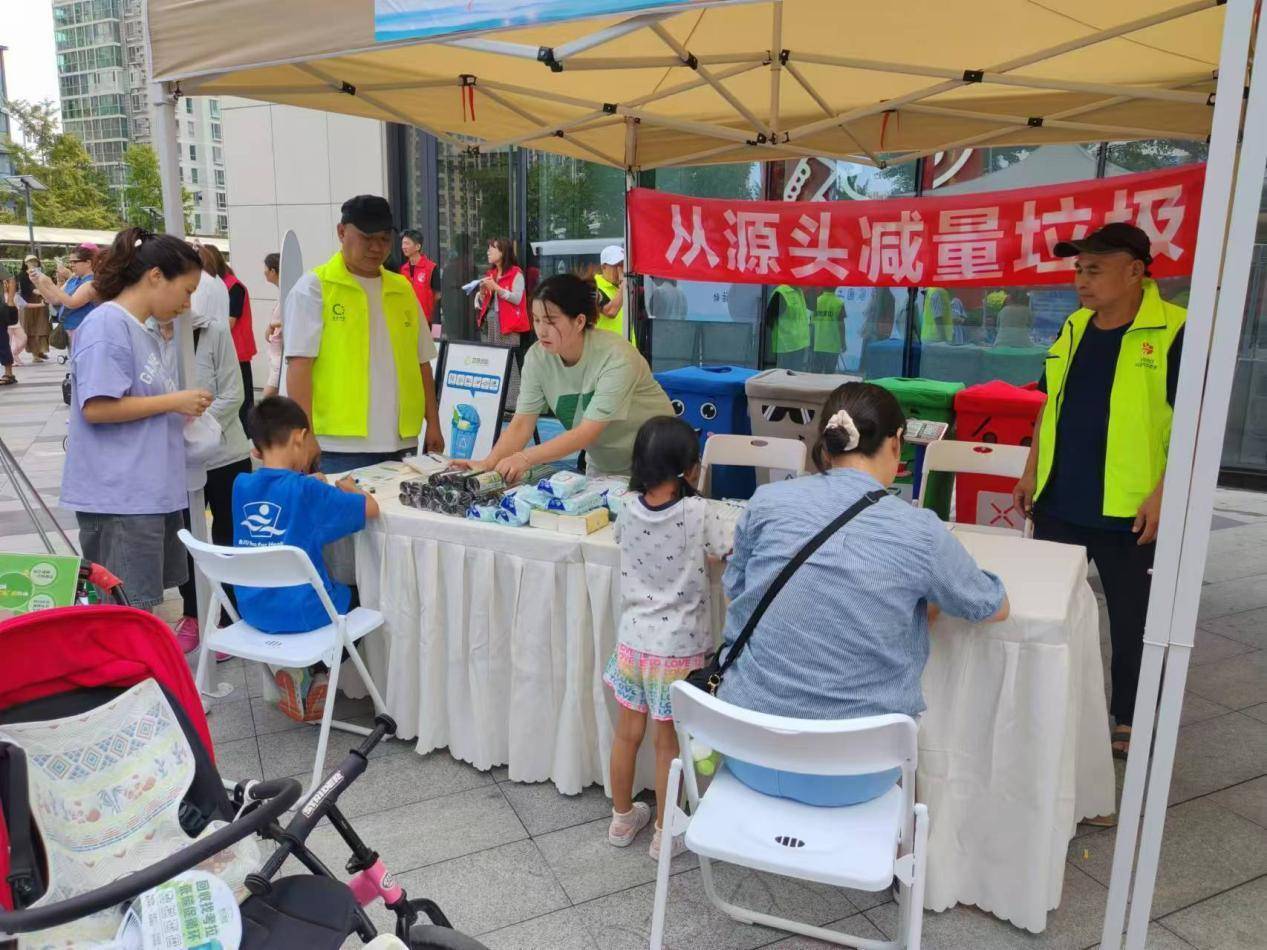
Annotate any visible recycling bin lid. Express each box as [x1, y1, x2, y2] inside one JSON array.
[[869, 376, 966, 406], [744, 368, 862, 401], [954, 380, 1047, 415], [654, 364, 759, 396]]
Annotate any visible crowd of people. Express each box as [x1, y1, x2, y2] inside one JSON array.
[[4, 189, 1175, 859]]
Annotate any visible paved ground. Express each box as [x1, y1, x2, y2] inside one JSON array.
[[2, 355, 1266, 949]]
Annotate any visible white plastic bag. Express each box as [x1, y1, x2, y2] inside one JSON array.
[[183, 412, 224, 466]]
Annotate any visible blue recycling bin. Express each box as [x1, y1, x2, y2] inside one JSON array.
[[655, 364, 759, 499], [450, 403, 481, 460]]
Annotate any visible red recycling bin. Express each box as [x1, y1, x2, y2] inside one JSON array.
[[952, 381, 1047, 531]]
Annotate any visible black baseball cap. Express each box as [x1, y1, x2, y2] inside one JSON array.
[[1054, 222, 1153, 266], [340, 195, 394, 235]]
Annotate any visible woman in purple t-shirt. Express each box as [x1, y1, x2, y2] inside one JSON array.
[[61, 228, 212, 611]]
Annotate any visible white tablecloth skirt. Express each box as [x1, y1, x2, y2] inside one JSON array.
[[351, 510, 1115, 934]]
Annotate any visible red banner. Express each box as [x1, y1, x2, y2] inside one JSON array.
[[628, 164, 1205, 288]]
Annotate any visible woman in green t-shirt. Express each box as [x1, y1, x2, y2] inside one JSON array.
[[462, 274, 672, 480]]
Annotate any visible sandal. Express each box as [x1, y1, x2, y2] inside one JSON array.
[[1111, 725, 1132, 760], [0, 375, 15, 385]]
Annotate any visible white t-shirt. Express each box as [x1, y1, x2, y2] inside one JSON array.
[[614, 494, 742, 657], [190, 271, 230, 325], [284, 270, 438, 453]]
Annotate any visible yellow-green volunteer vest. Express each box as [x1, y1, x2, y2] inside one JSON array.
[[812, 291, 844, 354], [594, 272, 637, 346], [920, 287, 952, 343], [310, 251, 425, 439], [771, 285, 810, 354], [1036, 279, 1185, 518]]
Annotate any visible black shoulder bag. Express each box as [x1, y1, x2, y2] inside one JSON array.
[[686, 488, 886, 697]]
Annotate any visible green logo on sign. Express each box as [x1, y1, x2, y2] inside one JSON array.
[[0, 573, 33, 610]]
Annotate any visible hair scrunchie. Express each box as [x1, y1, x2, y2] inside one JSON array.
[[825, 409, 861, 451]]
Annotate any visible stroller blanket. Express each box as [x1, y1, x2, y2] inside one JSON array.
[[1, 680, 259, 948]]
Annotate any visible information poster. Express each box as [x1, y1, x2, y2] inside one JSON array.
[[434, 342, 513, 461], [0, 553, 80, 618]]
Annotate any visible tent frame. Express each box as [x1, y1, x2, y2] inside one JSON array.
[[144, 1, 1264, 946], [166, 0, 1223, 172]]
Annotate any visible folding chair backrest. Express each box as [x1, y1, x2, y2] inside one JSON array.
[[669, 681, 917, 778], [919, 440, 1028, 490], [700, 435, 807, 494], [177, 529, 339, 624]]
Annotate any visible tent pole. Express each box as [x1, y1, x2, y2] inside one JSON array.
[[1123, 6, 1267, 945], [1099, 1, 1257, 946], [145, 61, 210, 629], [648, 23, 772, 136], [887, 77, 1215, 168], [292, 62, 467, 149], [896, 102, 1206, 142], [788, 52, 1211, 105], [624, 117, 637, 347], [552, 12, 671, 61], [769, 2, 783, 141], [781, 60, 882, 166]]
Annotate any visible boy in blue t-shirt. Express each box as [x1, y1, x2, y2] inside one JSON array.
[[233, 396, 379, 634]]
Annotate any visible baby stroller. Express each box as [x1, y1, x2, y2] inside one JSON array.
[[0, 600, 490, 949]]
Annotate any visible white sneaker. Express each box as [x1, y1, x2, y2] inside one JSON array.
[[607, 802, 652, 847], [649, 823, 686, 861]]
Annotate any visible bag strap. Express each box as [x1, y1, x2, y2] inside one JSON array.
[[0, 741, 43, 909], [715, 488, 886, 680]]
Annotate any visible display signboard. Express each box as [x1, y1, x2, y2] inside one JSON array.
[[432, 341, 513, 461], [0, 553, 81, 618]]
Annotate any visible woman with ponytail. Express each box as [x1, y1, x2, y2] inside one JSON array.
[[60, 228, 212, 613], [713, 381, 1009, 808]]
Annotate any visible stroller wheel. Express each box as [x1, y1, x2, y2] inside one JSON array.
[[407, 925, 491, 950]]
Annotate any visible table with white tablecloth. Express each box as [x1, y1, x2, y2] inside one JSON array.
[[347, 483, 1114, 933]]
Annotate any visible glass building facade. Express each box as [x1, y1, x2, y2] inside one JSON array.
[[388, 129, 1267, 484]]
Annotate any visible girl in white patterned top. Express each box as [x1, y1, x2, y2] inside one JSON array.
[[604, 416, 740, 861]]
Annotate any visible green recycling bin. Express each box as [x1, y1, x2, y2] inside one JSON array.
[[869, 377, 964, 518]]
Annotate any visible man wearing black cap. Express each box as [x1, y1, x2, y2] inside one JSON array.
[[284, 195, 444, 473], [1013, 222, 1185, 759]]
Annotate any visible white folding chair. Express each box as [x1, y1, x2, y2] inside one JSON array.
[[178, 529, 388, 792], [919, 439, 1032, 536], [650, 682, 928, 950], [699, 434, 808, 496]]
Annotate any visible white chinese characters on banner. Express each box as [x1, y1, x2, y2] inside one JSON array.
[[859, 211, 925, 283], [724, 210, 782, 275], [933, 207, 1005, 282], [1105, 185, 1188, 261], [1015, 196, 1094, 274], [789, 211, 850, 280], [665, 203, 720, 268], [631, 164, 1202, 287]]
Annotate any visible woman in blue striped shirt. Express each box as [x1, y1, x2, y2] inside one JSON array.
[[717, 382, 1009, 806]]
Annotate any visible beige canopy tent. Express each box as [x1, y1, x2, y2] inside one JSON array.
[[141, 3, 1266, 950], [147, 0, 1225, 171]]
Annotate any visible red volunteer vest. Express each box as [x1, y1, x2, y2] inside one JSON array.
[[401, 256, 438, 322], [223, 273, 257, 362], [478, 265, 529, 334]]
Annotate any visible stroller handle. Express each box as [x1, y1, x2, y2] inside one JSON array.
[[0, 778, 302, 935]]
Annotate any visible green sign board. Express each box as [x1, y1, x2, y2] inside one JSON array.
[[0, 554, 80, 618]]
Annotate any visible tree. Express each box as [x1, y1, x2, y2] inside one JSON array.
[[0, 98, 120, 230], [122, 144, 195, 232], [122, 144, 164, 229], [1103, 139, 1209, 173], [649, 162, 760, 199]]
